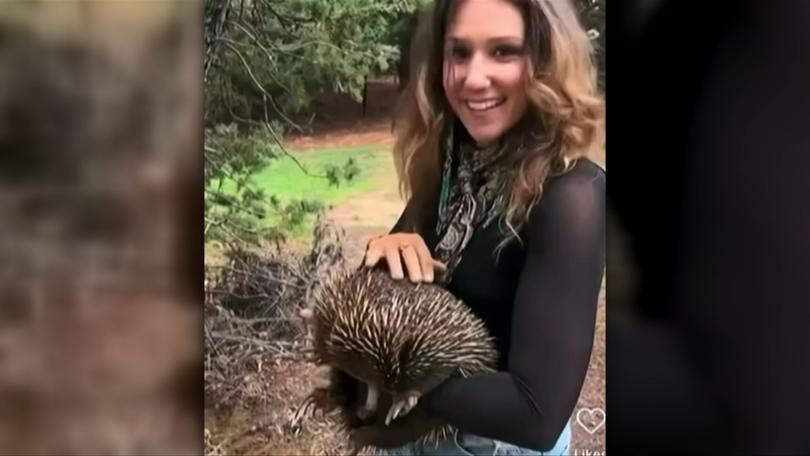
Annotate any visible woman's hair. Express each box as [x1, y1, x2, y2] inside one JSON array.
[[392, 0, 604, 239]]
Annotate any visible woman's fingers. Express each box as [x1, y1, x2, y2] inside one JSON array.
[[363, 233, 447, 282], [413, 241, 435, 283], [364, 244, 383, 267], [400, 245, 423, 283], [384, 246, 405, 280]]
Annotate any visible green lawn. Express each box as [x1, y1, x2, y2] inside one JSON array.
[[251, 144, 388, 206], [209, 144, 391, 242]]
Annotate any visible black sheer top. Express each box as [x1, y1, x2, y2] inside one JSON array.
[[390, 158, 606, 451]]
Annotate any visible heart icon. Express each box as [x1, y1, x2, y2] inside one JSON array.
[[575, 407, 605, 434]]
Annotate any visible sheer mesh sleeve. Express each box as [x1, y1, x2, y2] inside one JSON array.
[[426, 162, 606, 451]]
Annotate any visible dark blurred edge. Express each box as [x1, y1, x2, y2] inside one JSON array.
[[607, 1, 810, 454], [0, 1, 203, 454]]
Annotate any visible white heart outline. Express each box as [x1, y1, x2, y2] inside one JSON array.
[[575, 407, 606, 435]]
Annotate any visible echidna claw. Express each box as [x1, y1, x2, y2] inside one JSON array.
[[385, 392, 420, 425], [290, 395, 316, 431], [357, 384, 379, 420]]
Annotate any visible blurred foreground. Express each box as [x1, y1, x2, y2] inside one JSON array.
[[0, 2, 202, 454]]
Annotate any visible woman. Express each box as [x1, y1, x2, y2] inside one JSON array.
[[357, 0, 605, 454]]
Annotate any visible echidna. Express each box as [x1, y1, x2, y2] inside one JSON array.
[[300, 266, 499, 450]]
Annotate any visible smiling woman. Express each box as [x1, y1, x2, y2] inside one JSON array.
[[442, 0, 529, 148], [352, 0, 606, 455]]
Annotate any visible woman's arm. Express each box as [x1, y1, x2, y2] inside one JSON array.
[[426, 162, 606, 450]]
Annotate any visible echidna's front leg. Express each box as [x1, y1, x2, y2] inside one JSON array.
[[385, 391, 420, 425], [357, 383, 379, 420]]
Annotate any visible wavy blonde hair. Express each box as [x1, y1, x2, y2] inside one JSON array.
[[392, 0, 604, 238]]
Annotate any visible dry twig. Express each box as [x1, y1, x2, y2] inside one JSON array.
[[204, 216, 347, 408]]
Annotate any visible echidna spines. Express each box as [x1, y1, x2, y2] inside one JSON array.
[[305, 266, 499, 448]]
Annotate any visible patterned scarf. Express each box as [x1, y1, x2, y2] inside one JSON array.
[[433, 120, 513, 284]]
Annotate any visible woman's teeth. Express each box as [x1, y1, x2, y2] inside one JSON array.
[[466, 98, 505, 112]]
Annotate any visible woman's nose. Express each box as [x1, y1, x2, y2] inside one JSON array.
[[462, 54, 492, 90]]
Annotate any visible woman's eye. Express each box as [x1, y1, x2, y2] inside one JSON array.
[[448, 46, 470, 59], [494, 45, 522, 58]]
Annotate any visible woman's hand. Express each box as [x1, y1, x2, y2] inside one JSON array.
[[364, 233, 446, 283], [348, 394, 441, 450]]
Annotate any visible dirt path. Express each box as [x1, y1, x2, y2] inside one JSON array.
[[324, 155, 404, 267], [285, 118, 395, 152]]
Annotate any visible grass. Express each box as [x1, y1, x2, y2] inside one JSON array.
[[252, 145, 386, 207], [208, 144, 392, 247]]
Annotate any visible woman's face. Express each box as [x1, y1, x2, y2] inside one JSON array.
[[443, 0, 529, 147]]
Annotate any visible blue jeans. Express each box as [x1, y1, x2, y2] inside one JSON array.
[[374, 420, 571, 456]]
